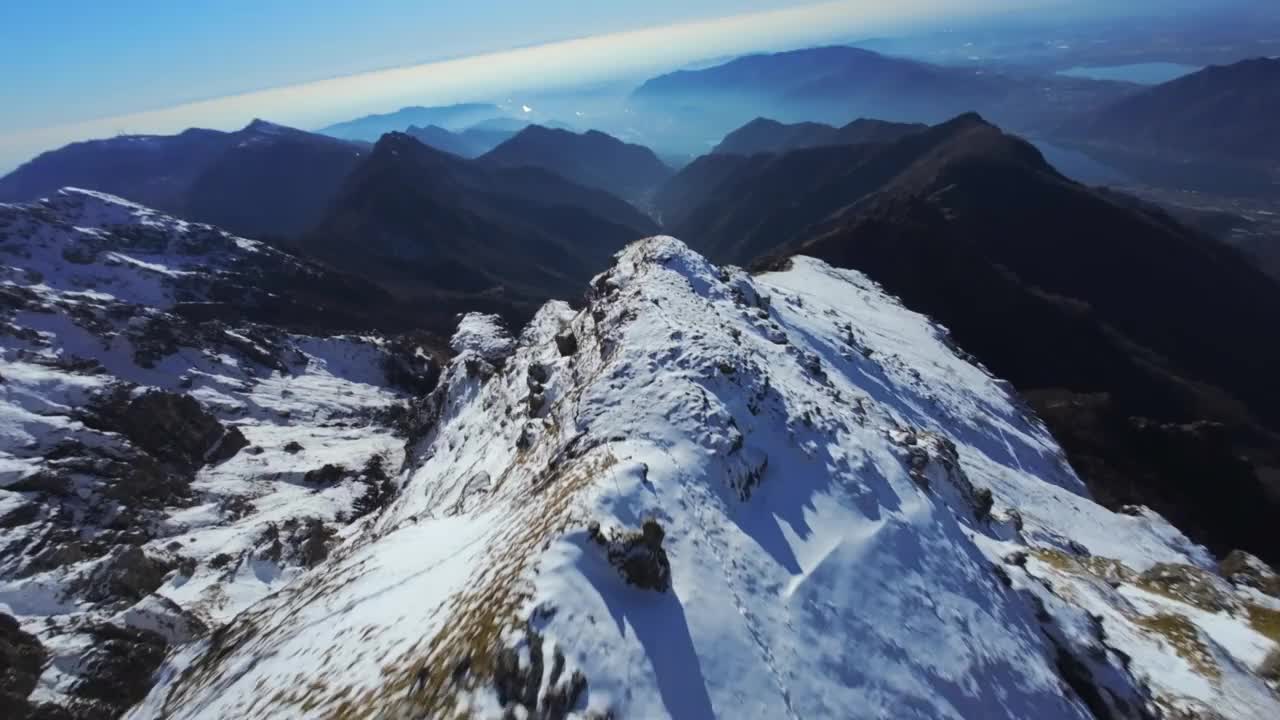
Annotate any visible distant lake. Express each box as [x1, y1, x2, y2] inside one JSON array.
[[1030, 140, 1134, 187], [1056, 62, 1201, 84]]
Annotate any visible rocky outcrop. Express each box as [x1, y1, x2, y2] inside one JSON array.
[[85, 388, 247, 474], [490, 625, 588, 720], [70, 624, 168, 718], [1220, 550, 1280, 598], [0, 613, 46, 713], [79, 547, 175, 606], [591, 518, 672, 592], [252, 517, 337, 569]]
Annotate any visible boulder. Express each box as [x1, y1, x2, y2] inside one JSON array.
[[554, 331, 578, 357], [81, 547, 174, 605], [85, 388, 246, 473], [592, 518, 672, 592]]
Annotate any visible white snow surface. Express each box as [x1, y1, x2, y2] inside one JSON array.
[[0, 190, 421, 714], [129, 238, 1280, 719]]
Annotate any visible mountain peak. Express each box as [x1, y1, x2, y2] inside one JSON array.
[[480, 125, 672, 203], [124, 233, 1278, 718], [935, 111, 992, 131], [242, 118, 288, 134]]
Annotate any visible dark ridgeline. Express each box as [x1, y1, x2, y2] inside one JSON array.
[[317, 103, 503, 142], [1054, 57, 1280, 195], [630, 45, 1134, 154], [404, 124, 516, 159], [0, 122, 665, 329], [710, 117, 926, 156], [665, 112, 1280, 564], [303, 132, 660, 322], [0, 120, 367, 240], [479, 125, 674, 205]]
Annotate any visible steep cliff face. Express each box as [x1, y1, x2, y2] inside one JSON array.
[[129, 238, 1280, 719]]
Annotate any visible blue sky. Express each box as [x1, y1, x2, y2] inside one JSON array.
[[1, 1, 820, 132], [0, 0, 1056, 170]]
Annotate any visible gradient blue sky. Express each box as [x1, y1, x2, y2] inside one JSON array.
[[2, 1, 831, 132], [0, 0, 1062, 170]]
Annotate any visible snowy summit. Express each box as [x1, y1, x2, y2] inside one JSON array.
[[113, 233, 1276, 718]]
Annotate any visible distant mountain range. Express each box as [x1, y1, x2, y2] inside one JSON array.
[[1054, 57, 1280, 195], [317, 103, 504, 141], [0, 120, 366, 239], [479, 125, 673, 204], [0, 121, 668, 315], [664, 112, 1280, 563], [405, 124, 516, 158], [631, 45, 1136, 152], [711, 117, 926, 156], [302, 132, 659, 315]]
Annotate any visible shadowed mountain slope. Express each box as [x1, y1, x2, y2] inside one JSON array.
[[480, 125, 673, 204]]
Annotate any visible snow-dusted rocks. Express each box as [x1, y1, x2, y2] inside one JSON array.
[[452, 313, 517, 363], [0, 190, 432, 717], [0, 196, 1274, 720], [128, 237, 1280, 719]]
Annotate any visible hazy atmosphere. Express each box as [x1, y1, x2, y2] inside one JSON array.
[[5, 0, 1076, 172]]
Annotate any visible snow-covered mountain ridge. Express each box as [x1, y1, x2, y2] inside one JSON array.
[[123, 235, 1278, 718], [0, 189, 433, 718], [0, 190, 1276, 718]]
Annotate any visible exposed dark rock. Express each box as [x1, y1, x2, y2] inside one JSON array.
[[127, 316, 183, 368], [382, 332, 445, 395], [0, 612, 46, 710], [206, 426, 249, 464], [973, 487, 995, 521], [6, 471, 72, 496], [217, 495, 255, 521], [85, 387, 245, 474], [80, 546, 174, 605], [0, 499, 39, 529], [21, 542, 90, 578], [1219, 551, 1280, 598], [725, 446, 768, 501], [491, 624, 587, 720], [1033, 392, 1280, 566], [254, 518, 336, 569], [554, 331, 578, 357], [350, 456, 397, 520], [121, 595, 209, 644], [528, 391, 547, 416], [69, 623, 167, 718], [1261, 648, 1280, 686], [283, 440, 304, 454], [303, 463, 348, 486], [1138, 563, 1235, 613], [295, 518, 336, 568], [1054, 645, 1138, 720], [592, 518, 672, 592], [528, 362, 551, 387]]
